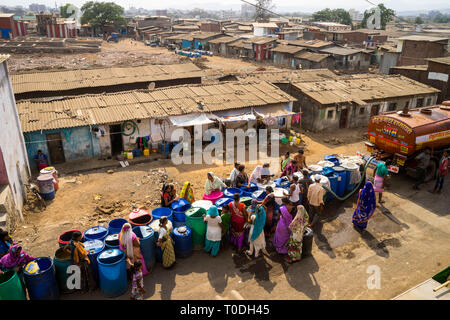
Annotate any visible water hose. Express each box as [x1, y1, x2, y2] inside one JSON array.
[[121, 120, 139, 136], [321, 156, 375, 201]]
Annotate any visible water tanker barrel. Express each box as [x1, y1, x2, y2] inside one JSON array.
[[185, 207, 207, 250], [202, 190, 224, 204], [173, 226, 192, 258], [129, 208, 153, 228], [324, 155, 340, 166], [104, 233, 120, 250], [40, 167, 59, 191], [149, 219, 173, 262], [171, 199, 191, 228], [309, 165, 323, 176], [302, 227, 314, 258], [53, 247, 75, 293], [333, 166, 347, 197], [252, 189, 267, 201], [132, 226, 156, 270], [108, 218, 128, 235], [58, 229, 83, 248], [84, 226, 108, 243], [342, 163, 360, 192], [223, 188, 243, 198], [23, 257, 59, 300], [36, 174, 55, 200], [97, 249, 127, 298], [326, 173, 338, 201], [240, 183, 258, 193], [151, 207, 172, 224], [192, 200, 213, 212], [240, 197, 252, 207], [0, 271, 26, 300], [83, 240, 105, 283], [215, 197, 232, 208]]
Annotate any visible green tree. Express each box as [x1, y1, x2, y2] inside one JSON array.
[[60, 3, 75, 18], [253, 0, 275, 21], [312, 8, 352, 26], [433, 13, 450, 23], [361, 3, 395, 30], [80, 1, 125, 34], [414, 16, 424, 24]]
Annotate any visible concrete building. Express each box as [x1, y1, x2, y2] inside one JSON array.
[[0, 13, 27, 39], [208, 36, 238, 56], [288, 75, 440, 131], [294, 51, 334, 70], [396, 35, 449, 66], [0, 55, 30, 231], [271, 45, 304, 68], [378, 45, 401, 74], [251, 37, 278, 62], [252, 23, 278, 37]]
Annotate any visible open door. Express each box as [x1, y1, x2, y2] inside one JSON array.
[[46, 133, 65, 164], [339, 108, 348, 129], [109, 124, 124, 156]]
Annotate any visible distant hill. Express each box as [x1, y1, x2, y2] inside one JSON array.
[[397, 8, 450, 16]]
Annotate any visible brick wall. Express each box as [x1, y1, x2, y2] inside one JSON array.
[[399, 40, 447, 66]]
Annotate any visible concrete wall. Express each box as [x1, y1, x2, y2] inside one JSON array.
[[273, 52, 295, 68], [399, 40, 448, 66], [379, 51, 400, 74], [0, 58, 30, 227]]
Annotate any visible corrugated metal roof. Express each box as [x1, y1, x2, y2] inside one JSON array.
[[11, 63, 203, 94], [271, 45, 304, 54], [426, 56, 450, 66], [397, 35, 449, 42], [235, 69, 339, 83], [319, 46, 364, 56], [294, 51, 331, 62], [291, 75, 440, 106], [287, 40, 333, 48], [252, 23, 278, 28], [208, 36, 238, 44], [17, 81, 296, 132], [0, 54, 9, 64], [250, 36, 278, 44]]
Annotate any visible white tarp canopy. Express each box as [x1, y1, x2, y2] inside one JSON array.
[[168, 113, 214, 127]]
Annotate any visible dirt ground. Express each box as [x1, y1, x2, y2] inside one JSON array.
[[12, 128, 450, 300]]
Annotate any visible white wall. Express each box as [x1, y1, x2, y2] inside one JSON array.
[[0, 58, 30, 220]]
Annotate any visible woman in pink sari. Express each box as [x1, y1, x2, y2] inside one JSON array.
[[119, 223, 149, 276], [228, 193, 248, 252], [272, 199, 293, 255]]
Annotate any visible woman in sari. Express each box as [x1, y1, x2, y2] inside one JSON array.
[[235, 165, 250, 188], [180, 181, 195, 204], [64, 231, 96, 292], [203, 206, 223, 257], [0, 244, 35, 273], [249, 165, 263, 184], [119, 223, 149, 276], [373, 157, 388, 204], [259, 186, 277, 237], [281, 160, 299, 181], [228, 193, 248, 251], [352, 182, 377, 230], [0, 229, 14, 257], [246, 200, 266, 258], [161, 184, 178, 207], [157, 217, 176, 268], [273, 198, 294, 255], [280, 152, 291, 172], [286, 205, 309, 263], [205, 172, 227, 196]]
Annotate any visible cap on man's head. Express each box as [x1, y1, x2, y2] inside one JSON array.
[[314, 175, 321, 182]]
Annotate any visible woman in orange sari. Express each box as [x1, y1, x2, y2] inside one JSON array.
[[228, 193, 247, 251]]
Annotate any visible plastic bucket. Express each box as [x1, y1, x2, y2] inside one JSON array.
[[53, 247, 75, 294], [133, 226, 156, 270], [129, 208, 154, 228], [185, 207, 207, 250], [0, 270, 26, 300], [58, 230, 83, 248], [151, 207, 172, 224], [202, 190, 224, 204], [97, 249, 127, 298], [108, 218, 128, 235], [171, 200, 191, 226], [84, 226, 108, 243], [23, 257, 59, 300], [173, 226, 192, 258]]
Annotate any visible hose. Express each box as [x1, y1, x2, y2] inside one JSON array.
[[121, 120, 139, 136], [321, 156, 375, 201]]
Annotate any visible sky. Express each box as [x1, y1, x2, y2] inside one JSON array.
[[1, 0, 450, 13]]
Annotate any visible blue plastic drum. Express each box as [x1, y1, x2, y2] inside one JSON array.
[[97, 249, 127, 298], [83, 239, 105, 283], [23, 257, 59, 300], [104, 233, 120, 250], [215, 197, 232, 208], [240, 183, 258, 193], [223, 188, 243, 198], [152, 207, 173, 223], [108, 218, 128, 235], [252, 189, 267, 201], [274, 177, 291, 189], [173, 226, 193, 258], [327, 173, 338, 201], [324, 155, 340, 166], [84, 226, 108, 242], [333, 166, 347, 197], [132, 226, 156, 270], [171, 199, 191, 227]]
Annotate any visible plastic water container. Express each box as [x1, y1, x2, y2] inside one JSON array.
[[83, 239, 105, 283], [293, 171, 304, 180], [240, 196, 253, 207], [97, 249, 127, 298], [274, 188, 287, 206], [0, 270, 26, 300], [173, 226, 193, 258], [185, 207, 207, 250], [143, 148, 150, 156], [342, 162, 360, 192], [151, 207, 172, 224], [309, 165, 323, 175], [192, 200, 213, 212], [149, 219, 173, 262], [104, 233, 120, 249], [40, 167, 59, 191], [53, 247, 75, 294], [37, 174, 55, 200], [58, 229, 83, 248], [127, 152, 133, 160], [324, 155, 340, 166], [326, 173, 338, 201], [160, 142, 170, 155], [129, 208, 154, 227], [252, 189, 266, 201], [223, 188, 243, 198], [302, 227, 314, 258], [84, 226, 108, 243], [215, 197, 232, 208], [256, 182, 276, 190], [171, 199, 191, 227], [133, 226, 156, 270], [202, 190, 224, 204], [317, 161, 336, 168], [23, 257, 59, 300], [321, 166, 335, 177], [240, 183, 258, 193], [274, 177, 291, 189], [333, 166, 347, 197], [108, 218, 128, 235]]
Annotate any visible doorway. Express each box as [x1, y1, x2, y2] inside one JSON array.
[[46, 133, 65, 164], [339, 108, 348, 129], [109, 124, 124, 156], [370, 104, 380, 117]]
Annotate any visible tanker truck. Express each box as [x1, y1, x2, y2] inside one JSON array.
[[365, 102, 450, 182]]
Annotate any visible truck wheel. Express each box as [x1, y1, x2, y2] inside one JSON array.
[[425, 160, 437, 182]]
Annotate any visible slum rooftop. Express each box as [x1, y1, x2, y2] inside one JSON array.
[[0, 54, 9, 64], [426, 56, 450, 65], [397, 35, 449, 42], [291, 75, 440, 106], [233, 69, 339, 83], [10, 63, 203, 95], [17, 81, 296, 133]]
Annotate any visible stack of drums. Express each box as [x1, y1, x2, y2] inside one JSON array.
[[23, 257, 59, 300], [171, 199, 192, 228], [129, 208, 153, 228], [58, 230, 83, 248], [83, 239, 105, 283], [151, 207, 173, 224], [132, 226, 156, 270], [0, 270, 26, 300], [173, 226, 193, 258], [185, 207, 207, 250], [104, 233, 120, 249], [108, 218, 128, 235], [40, 167, 59, 191], [53, 247, 75, 293], [84, 226, 109, 243], [333, 166, 347, 197], [149, 219, 173, 262], [97, 249, 127, 298], [36, 174, 55, 200]]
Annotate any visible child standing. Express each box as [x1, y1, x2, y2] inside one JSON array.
[[131, 260, 145, 300]]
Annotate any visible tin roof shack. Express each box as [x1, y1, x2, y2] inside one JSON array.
[[226, 39, 254, 59], [324, 29, 388, 48], [309, 22, 352, 32], [35, 13, 56, 36], [251, 36, 278, 62], [294, 51, 334, 70], [208, 36, 238, 56], [252, 23, 278, 37], [172, 25, 200, 32], [200, 21, 221, 33], [0, 55, 30, 228], [136, 16, 171, 30], [397, 35, 449, 66], [289, 75, 440, 131], [378, 45, 400, 74], [271, 45, 304, 68], [286, 39, 333, 53], [319, 46, 371, 71], [0, 14, 17, 39], [11, 63, 203, 100], [46, 19, 77, 38], [18, 81, 295, 165], [192, 32, 222, 50], [277, 31, 299, 41]]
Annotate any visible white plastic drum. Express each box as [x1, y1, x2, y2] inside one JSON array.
[[293, 171, 304, 180], [317, 161, 335, 168], [274, 187, 287, 206], [149, 219, 173, 235], [257, 182, 276, 190], [308, 165, 323, 174], [191, 200, 213, 212], [310, 174, 330, 189], [341, 162, 360, 171]]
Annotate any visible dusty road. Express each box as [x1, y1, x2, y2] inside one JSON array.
[[13, 129, 450, 300]]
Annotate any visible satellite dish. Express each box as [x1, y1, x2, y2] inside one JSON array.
[[148, 82, 155, 90]]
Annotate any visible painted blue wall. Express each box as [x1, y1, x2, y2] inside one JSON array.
[[24, 126, 101, 170], [0, 28, 12, 39], [182, 40, 192, 49]]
